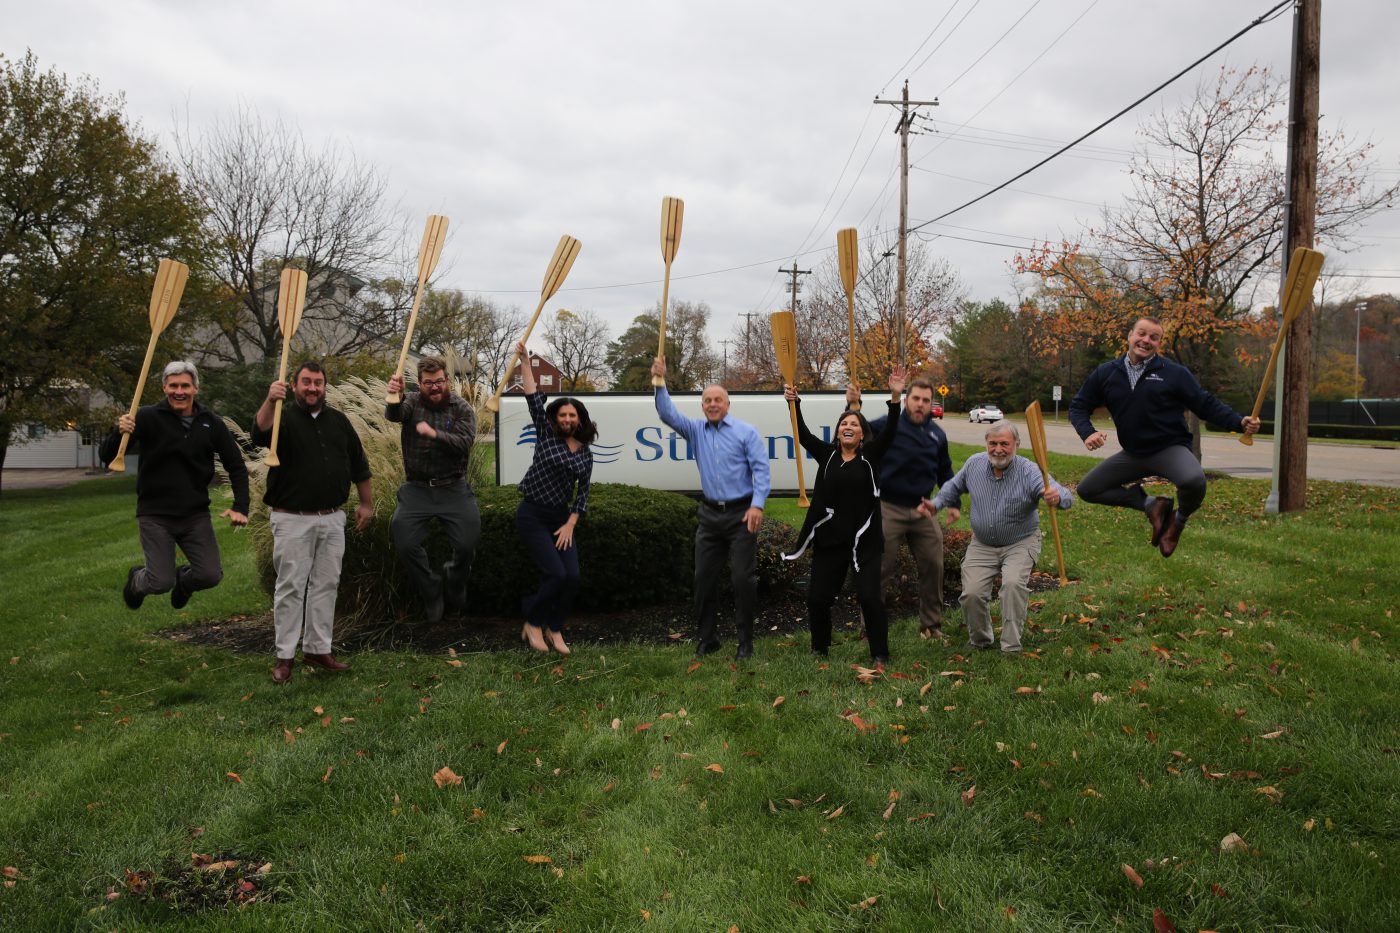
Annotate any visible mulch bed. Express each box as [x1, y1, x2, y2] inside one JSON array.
[[165, 573, 1064, 656]]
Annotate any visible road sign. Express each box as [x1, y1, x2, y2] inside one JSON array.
[[938, 384, 949, 397], [1052, 385, 1062, 401]]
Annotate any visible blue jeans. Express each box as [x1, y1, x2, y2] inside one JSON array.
[[516, 500, 580, 633]]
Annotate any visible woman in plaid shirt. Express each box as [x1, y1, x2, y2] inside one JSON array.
[[514, 342, 595, 655]]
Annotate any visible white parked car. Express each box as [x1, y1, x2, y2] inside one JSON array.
[[968, 404, 1004, 423]]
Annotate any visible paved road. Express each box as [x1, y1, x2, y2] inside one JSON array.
[[939, 415, 1400, 488]]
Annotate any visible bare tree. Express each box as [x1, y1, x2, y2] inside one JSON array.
[[174, 106, 409, 365], [544, 308, 612, 390], [410, 289, 526, 400]]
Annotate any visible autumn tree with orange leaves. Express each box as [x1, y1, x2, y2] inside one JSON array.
[[1015, 66, 1397, 397]]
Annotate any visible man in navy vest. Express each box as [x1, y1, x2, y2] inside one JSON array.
[[1070, 317, 1259, 557]]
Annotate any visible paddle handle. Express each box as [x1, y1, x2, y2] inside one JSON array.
[[108, 330, 162, 472], [387, 274, 429, 404], [846, 291, 860, 412], [786, 399, 809, 508], [652, 262, 672, 388], [264, 331, 295, 467], [486, 294, 551, 412]]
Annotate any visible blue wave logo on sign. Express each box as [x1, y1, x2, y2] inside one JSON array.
[[515, 425, 624, 464]]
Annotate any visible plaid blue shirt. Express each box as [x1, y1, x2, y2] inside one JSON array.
[[933, 452, 1072, 547], [654, 386, 770, 508], [518, 392, 593, 515]]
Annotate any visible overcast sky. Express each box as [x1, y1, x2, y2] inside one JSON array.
[[6, 0, 1397, 347]]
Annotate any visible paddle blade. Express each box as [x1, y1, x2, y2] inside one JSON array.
[[147, 259, 190, 334], [660, 197, 684, 263], [837, 228, 858, 295], [417, 214, 450, 282], [770, 311, 799, 385], [277, 268, 309, 339], [540, 235, 582, 301], [1279, 247, 1325, 328]]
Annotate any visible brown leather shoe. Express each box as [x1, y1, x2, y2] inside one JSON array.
[[1158, 515, 1185, 558], [272, 658, 294, 684], [1145, 496, 1174, 546], [303, 653, 350, 672]]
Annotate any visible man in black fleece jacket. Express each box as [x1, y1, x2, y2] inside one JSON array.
[[1069, 317, 1259, 557], [100, 361, 250, 609]]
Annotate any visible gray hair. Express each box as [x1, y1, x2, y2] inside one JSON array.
[[162, 360, 199, 386], [985, 420, 1019, 443]]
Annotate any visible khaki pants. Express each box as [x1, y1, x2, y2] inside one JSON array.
[[880, 501, 944, 631], [270, 511, 346, 659], [959, 533, 1040, 654]]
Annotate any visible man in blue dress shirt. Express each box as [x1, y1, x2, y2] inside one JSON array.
[[651, 356, 771, 661]]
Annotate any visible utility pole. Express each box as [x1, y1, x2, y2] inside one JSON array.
[[720, 339, 731, 382], [779, 262, 811, 316], [1268, 0, 1320, 514], [874, 80, 938, 367], [740, 312, 759, 378]]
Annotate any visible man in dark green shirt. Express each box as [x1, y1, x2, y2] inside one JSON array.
[[385, 356, 479, 622], [252, 361, 373, 684]]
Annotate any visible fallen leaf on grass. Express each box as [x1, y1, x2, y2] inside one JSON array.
[[882, 799, 897, 820], [634, 722, 653, 733], [611, 718, 621, 730], [198, 860, 240, 873], [852, 896, 879, 910], [601, 781, 616, 793], [845, 714, 877, 733], [1014, 686, 1039, 695], [322, 766, 334, 784], [1151, 906, 1177, 932], [961, 785, 977, 807], [1219, 832, 1248, 854], [795, 875, 811, 885], [226, 772, 242, 783], [496, 740, 508, 755], [825, 804, 846, 820], [939, 670, 967, 678], [1259, 730, 1287, 740], [1210, 883, 1227, 897], [686, 661, 701, 674], [1092, 692, 1112, 704], [523, 855, 552, 864], [283, 729, 296, 745], [705, 763, 725, 774], [773, 696, 786, 709], [313, 706, 323, 715], [1255, 786, 1284, 803], [906, 812, 937, 822], [1122, 864, 1144, 888], [640, 908, 651, 921], [433, 766, 462, 787]]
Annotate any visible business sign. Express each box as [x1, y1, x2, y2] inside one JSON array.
[[495, 391, 865, 495], [1052, 385, 1062, 401]]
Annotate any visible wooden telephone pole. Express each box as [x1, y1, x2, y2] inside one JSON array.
[[874, 81, 938, 367], [1269, 0, 1320, 513]]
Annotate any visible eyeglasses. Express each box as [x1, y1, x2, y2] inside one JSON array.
[[420, 378, 449, 388]]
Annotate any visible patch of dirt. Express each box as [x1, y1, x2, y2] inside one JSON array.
[[166, 573, 1064, 655], [114, 853, 280, 912]]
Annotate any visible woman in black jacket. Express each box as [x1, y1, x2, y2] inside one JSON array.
[[783, 369, 905, 667]]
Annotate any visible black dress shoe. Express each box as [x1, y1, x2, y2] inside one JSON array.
[[170, 567, 193, 610], [1158, 515, 1185, 558], [122, 566, 144, 610], [810, 647, 828, 658], [872, 655, 891, 669], [693, 640, 722, 659], [271, 658, 294, 684], [303, 653, 350, 672], [1146, 496, 1175, 546], [735, 643, 753, 661], [424, 593, 445, 624]]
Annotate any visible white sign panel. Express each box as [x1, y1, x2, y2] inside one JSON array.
[[1052, 385, 1062, 401], [495, 391, 866, 495]]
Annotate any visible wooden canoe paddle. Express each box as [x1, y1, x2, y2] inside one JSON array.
[[837, 227, 860, 411], [485, 235, 582, 412], [652, 196, 685, 387], [770, 310, 809, 508], [1239, 246, 1325, 446], [1024, 401, 1068, 586], [263, 268, 309, 467], [108, 259, 190, 472], [386, 214, 450, 403]]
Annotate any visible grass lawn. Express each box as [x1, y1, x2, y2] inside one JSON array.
[[0, 450, 1396, 931]]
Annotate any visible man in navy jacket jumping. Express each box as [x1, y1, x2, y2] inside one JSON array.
[[1069, 317, 1259, 557]]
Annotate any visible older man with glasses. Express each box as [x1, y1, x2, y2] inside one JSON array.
[[385, 356, 480, 622]]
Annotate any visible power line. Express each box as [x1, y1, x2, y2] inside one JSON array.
[[938, 0, 1045, 94], [909, 0, 984, 80], [879, 0, 965, 95], [908, 0, 1293, 236]]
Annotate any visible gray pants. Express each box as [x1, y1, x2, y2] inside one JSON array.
[[960, 533, 1041, 654], [134, 513, 223, 596], [270, 511, 345, 659], [693, 504, 758, 649], [880, 501, 945, 631], [391, 481, 481, 606], [1077, 444, 1208, 517]]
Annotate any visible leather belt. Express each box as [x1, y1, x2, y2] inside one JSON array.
[[409, 474, 464, 488], [701, 496, 752, 513], [272, 507, 340, 516]]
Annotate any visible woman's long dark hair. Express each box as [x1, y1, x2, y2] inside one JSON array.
[[546, 396, 599, 446], [832, 409, 874, 449]]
